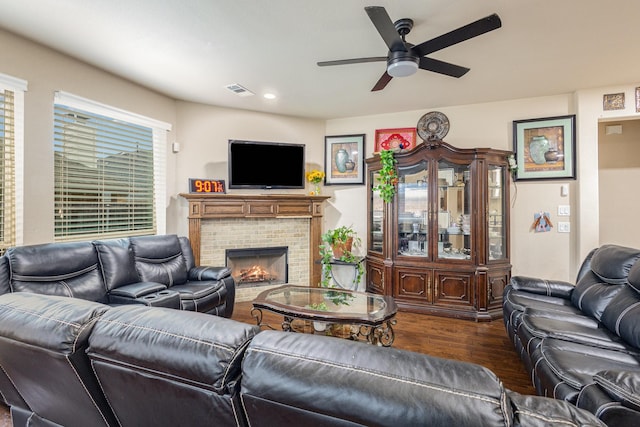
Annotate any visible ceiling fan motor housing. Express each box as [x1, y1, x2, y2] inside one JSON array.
[[387, 50, 419, 77]]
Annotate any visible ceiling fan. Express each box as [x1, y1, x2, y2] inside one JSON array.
[[317, 6, 502, 91]]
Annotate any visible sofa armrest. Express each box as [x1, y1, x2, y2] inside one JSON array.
[[109, 281, 167, 298], [510, 276, 574, 299], [188, 266, 231, 281], [594, 370, 640, 412]]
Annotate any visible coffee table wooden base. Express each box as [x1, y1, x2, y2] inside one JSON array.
[[250, 307, 396, 347]]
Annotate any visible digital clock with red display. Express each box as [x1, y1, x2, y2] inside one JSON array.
[[188, 178, 226, 194]]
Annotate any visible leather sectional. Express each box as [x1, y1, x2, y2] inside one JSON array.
[[0, 292, 604, 427], [0, 234, 235, 317], [503, 244, 640, 426]]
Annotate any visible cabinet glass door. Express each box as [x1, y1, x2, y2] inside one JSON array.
[[369, 171, 384, 254], [397, 161, 428, 257], [437, 160, 471, 260], [488, 164, 507, 260]]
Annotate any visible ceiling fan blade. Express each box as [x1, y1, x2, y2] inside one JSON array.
[[413, 13, 502, 57], [371, 72, 393, 92], [365, 6, 407, 52], [317, 57, 387, 67], [419, 57, 470, 78]]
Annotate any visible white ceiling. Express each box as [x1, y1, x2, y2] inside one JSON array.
[[1, 0, 638, 120]]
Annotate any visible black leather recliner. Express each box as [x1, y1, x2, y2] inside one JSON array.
[[503, 244, 640, 426]]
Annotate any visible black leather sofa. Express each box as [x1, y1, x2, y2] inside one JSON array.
[[0, 292, 604, 427], [0, 234, 234, 317], [503, 244, 640, 426]]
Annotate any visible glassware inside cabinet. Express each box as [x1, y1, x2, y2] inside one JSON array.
[[369, 171, 384, 253], [437, 160, 472, 260], [396, 161, 428, 257], [488, 164, 507, 260]]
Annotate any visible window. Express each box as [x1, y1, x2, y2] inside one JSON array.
[[0, 73, 26, 253], [53, 92, 170, 241]]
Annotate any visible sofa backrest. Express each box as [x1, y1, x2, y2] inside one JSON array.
[[6, 241, 109, 303], [87, 304, 260, 427], [93, 237, 140, 292], [570, 244, 640, 321], [240, 331, 514, 427], [0, 293, 116, 427], [600, 260, 640, 348], [130, 234, 188, 287]]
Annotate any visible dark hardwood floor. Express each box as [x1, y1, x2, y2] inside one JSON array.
[[0, 302, 535, 425], [232, 301, 536, 395]]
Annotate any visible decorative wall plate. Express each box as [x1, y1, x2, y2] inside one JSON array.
[[417, 111, 450, 141]]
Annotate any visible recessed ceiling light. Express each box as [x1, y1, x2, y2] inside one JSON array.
[[263, 93, 276, 100]]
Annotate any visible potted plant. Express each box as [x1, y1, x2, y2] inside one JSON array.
[[318, 225, 364, 288], [373, 149, 398, 203]]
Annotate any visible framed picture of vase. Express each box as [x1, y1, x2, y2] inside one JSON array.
[[512, 115, 576, 181], [324, 134, 365, 185]]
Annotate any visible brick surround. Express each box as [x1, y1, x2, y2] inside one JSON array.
[[200, 217, 311, 301]]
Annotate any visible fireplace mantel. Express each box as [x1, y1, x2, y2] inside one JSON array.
[[179, 193, 330, 287]]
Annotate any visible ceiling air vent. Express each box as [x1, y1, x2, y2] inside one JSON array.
[[225, 83, 254, 97]]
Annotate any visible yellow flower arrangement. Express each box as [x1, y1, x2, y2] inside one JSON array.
[[306, 169, 325, 184]]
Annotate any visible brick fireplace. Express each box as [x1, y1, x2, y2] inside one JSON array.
[[180, 194, 329, 302]]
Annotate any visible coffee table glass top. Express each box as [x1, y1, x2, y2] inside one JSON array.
[[252, 285, 397, 325]]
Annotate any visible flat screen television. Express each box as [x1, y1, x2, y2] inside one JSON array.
[[228, 140, 306, 189]]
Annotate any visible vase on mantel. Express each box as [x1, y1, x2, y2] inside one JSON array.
[[314, 183, 321, 195]]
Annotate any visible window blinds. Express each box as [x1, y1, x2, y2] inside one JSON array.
[[53, 92, 170, 241], [0, 73, 26, 253]]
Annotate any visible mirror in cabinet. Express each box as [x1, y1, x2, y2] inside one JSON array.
[[369, 170, 384, 254], [488, 164, 507, 261], [397, 161, 428, 257], [437, 160, 471, 260]]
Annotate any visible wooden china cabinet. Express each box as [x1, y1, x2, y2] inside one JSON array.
[[365, 140, 511, 321]]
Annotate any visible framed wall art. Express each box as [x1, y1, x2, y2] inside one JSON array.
[[512, 115, 576, 181], [324, 134, 365, 185], [603, 92, 625, 111], [374, 127, 417, 153]]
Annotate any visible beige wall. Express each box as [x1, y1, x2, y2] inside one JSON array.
[[598, 119, 640, 246], [4, 27, 640, 283]]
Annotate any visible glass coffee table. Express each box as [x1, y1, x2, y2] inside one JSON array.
[[251, 285, 397, 346]]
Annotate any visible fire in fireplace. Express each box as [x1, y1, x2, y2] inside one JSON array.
[[225, 246, 288, 287]]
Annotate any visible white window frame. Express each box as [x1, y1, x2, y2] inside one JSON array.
[[0, 72, 26, 249], [53, 91, 171, 239]]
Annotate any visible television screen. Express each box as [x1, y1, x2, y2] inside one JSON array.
[[228, 140, 305, 189]]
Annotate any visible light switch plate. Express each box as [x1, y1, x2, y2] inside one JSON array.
[[558, 222, 570, 233], [558, 205, 570, 216]]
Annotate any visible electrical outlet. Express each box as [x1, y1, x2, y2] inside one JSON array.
[[558, 205, 570, 216], [558, 222, 570, 233]]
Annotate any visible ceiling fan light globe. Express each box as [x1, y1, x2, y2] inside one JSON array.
[[387, 60, 419, 77]]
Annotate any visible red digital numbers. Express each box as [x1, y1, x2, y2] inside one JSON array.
[[189, 179, 225, 194]]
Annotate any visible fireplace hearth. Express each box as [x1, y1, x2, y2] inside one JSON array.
[[226, 246, 288, 288]]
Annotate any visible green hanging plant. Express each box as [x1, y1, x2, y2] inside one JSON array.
[[373, 149, 398, 203]]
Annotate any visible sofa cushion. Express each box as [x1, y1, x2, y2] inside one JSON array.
[[594, 370, 640, 412], [241, 330, 513, 427], [93, 238, 139, 291], [571, 270, 627, 322], [87, 305, 259, 426], [130, 234, 188, 286], [6, 241, 108, 303], [600, 285, 640, 348], [0, 293, 115, 427], [589, 244, 640, 285], [539, 339, 640, 391]]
